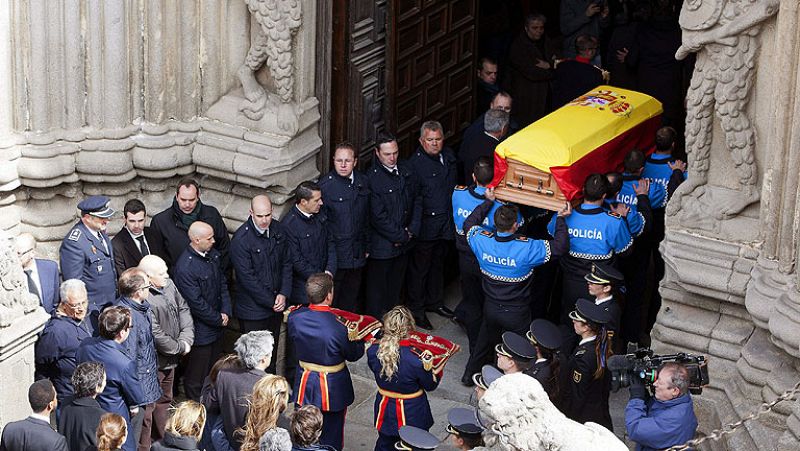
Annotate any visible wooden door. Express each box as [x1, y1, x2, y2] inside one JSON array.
[[387, 0, 478, 156]]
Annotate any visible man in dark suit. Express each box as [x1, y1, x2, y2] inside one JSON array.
[[0, 379, 69, 451], [457, 109, 510, 185], [58, 362, 107, 451], [112, 198, 161, 276], [15, 232, 60, 314]]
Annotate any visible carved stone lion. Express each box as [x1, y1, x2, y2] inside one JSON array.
[[0, 231, 40, 327]]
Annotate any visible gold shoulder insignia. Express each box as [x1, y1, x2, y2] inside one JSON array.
[[606, 211, 622, 219], [283, 304, 303, 323], [515, 236, 529, 242], [480, 230, 494, 237], [454, 185, 467, 191], [573, 370, 582, 383]]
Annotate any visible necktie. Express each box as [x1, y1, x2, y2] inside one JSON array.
[[136, 236, 150, 257], [97, 232, 109, 253], [392, 168, 399, 176], [24, 269, 41, 301]]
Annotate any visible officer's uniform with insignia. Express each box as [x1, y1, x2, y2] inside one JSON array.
[[525, 318, 565, 402], [445, 407, 484, 448], [463, 199, 569, 381], [287, 303, 365, 451], [495, 331, 536, 375], [451, 184, 523, 352], [561, 299, 613, 430], [585, 262, 623, 335], [394, 425, 439, 451], [59, 196, 118, 314], [547, 202, 633, 326]]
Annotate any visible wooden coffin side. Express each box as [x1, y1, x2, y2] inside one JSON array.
[[494, 159, 579, 211]]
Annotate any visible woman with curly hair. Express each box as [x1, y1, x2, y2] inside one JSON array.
[[150, 400, 206, 450], [95, 413, 127, 451], [367, 306, 440, 451], [238, 375, 291, 451]]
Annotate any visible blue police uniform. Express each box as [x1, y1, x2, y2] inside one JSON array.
[[462, 199, 569, 379], [319, 170, 370, 313], [76, 336, 147, 451], [287, 304, 365, 451], [367, 343, 439, 451], [34, 314, 95, 402], [405, 147, 458, 321], [282, 206, 337, 305], [59, 221, 117, 313], [641, 154, 686, 209], [365, 161, 422, 318]]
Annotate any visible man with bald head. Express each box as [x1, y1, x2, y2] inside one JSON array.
[[173, 221, 231, 400], [230, 194, 292, 373], [15, 232, 60, 313]]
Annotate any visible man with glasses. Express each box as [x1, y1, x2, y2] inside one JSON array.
[[15, 232, 60, 314], [113, 268, 161, 451], [34, 279, 95, 403]]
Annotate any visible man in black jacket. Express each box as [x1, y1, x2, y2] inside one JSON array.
[[150, 178, 230, 274], [58, 362, 107, 451], [0, 379, 68, 451], [112, 198, 162, 276], [405, 120, 458, 329], [364, 132, 422, 320], [319, 143, 370, 313], [230, 194, 292, 374]]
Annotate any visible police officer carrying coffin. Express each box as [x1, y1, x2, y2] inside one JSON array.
[[318, 143, 370, 313], [461, 188, 571, 385], [605, 171, 651, 239], [60, 195, 118, 315], [547, 174, 632, 352]]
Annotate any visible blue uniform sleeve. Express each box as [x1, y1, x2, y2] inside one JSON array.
[[59, 237, 85, 280], [342, 337, 365, 363], [414, 360, 441, 392], [546, 213, 557, 238], [463, 199, 494, 237], [610, 218, 634, 255], [649, 181, 667, 210], [174, 266, 224, 327], [230, 237, 276, 309], [625, 398, 687, 449]]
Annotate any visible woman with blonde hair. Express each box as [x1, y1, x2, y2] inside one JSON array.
[[238, 374, 291, 451], [150, 400, 206, 450], [367, 306, 440, 450], [95, 413, 127, 451]]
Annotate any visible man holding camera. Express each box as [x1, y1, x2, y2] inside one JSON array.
[[625, 362, 698, 451]]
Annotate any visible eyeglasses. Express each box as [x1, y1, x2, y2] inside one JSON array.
[[138, 284, 153, 291], [64, 300, 88, 310]]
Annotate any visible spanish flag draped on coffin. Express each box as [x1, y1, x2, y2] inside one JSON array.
[[491, 86, 663, 210]]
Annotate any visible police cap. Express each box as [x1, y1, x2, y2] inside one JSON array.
[[395, 426, 439, 450], [472, 364, 503, 390], [527, 319, 562, 351], [446, 407, 483, 437], [77, 195, 116, 218], [584, 262, 624, 285], [495, 331, 536, 362], [569, 298, 611, 325]]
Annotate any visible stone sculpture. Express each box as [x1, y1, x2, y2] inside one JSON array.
[[669, 0, 780, 223], [239, 0, 303, 134], [0, 231, 40, 327], [473, 373, 627, 451]]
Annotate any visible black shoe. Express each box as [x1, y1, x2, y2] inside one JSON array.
[[461, 373, 475, 387], [427, 306, 455, 319], [415, 314, 434, 331]]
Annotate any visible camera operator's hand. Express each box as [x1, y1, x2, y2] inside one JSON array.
[[629, 376, 648, 400]]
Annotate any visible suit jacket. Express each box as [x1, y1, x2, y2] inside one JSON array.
[[203, 367, 267, 449], [111, 227, 161, 276], [34, 258, 60, 314], [57, 396, 106, 451], [0, 416, 69, 451]]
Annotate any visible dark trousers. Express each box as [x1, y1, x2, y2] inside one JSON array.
[[645, 214, 667, 333], [137, 403, 156, 451], [184, 340, 222, 401], [620, 237, 650, 345], [406, 240, 447, 318], [333, 267, 365, 313], [463, 300, 531, 378], [453, 252, 484, 353], [530, 259, 559, 320], [365, 254, 409, 319], [320, 409, 346, 451], [153, 368, 174, 440], [559, 271, 590, 324], [240, 316, 282, 374]]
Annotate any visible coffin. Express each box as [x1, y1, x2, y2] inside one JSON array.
[[491, 86, 663, 210]]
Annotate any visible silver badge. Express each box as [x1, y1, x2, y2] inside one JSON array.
[[97, 265, 103, 273]]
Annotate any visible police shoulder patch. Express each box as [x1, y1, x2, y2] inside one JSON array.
[[606, 211, 622, 219], [454, 185, 467, 191], [573, 370, 582, 383], [480, 230, 494, 237], [514, 236, 528, 242], [67, 229, 81, 241]]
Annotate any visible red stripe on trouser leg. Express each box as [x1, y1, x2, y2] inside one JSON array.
[[375, 395, 389, 431], [297, 369, 310, 405], [319, 373, 330, 411], [396, 399, 406, 429]]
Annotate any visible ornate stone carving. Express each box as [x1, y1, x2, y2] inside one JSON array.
[[669, 0, 780, 224], [239, 0, 303, 134], [0, 231, 39, 327]]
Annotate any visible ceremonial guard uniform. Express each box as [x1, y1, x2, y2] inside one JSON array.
[[319, 170, 370, 313], [561, 299, 613, 430], [463, 199, 569, 380], [59, 196, 118, 313], [525, 318, 564, 402], [287, 304, 365, 451], [367, 343, 440, 451]]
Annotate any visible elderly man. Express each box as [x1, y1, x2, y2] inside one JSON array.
[[625, 363, 698, 451], [34, 279, 95, 402], [174, 221, 231, 401], [59, 195, 118, 314], [58, 362, 107, 451], [457, 109, 510, 185], [0, 380, 68, 451], [113, 268, 162, 451], [138, 254, 194, 440], [203, 330, 275, 450], [15, 232, 59, 314], [230, 194, 291, 375], [150, 178, 230, 273], [76, 306, 146, 451]]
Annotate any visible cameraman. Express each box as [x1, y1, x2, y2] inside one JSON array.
[[625, 362, 698, 450]]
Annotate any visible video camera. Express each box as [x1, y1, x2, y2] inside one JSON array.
[[608, 348, 710, 394]]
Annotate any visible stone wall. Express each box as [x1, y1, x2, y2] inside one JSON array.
[[654, 1, 800, 449]]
